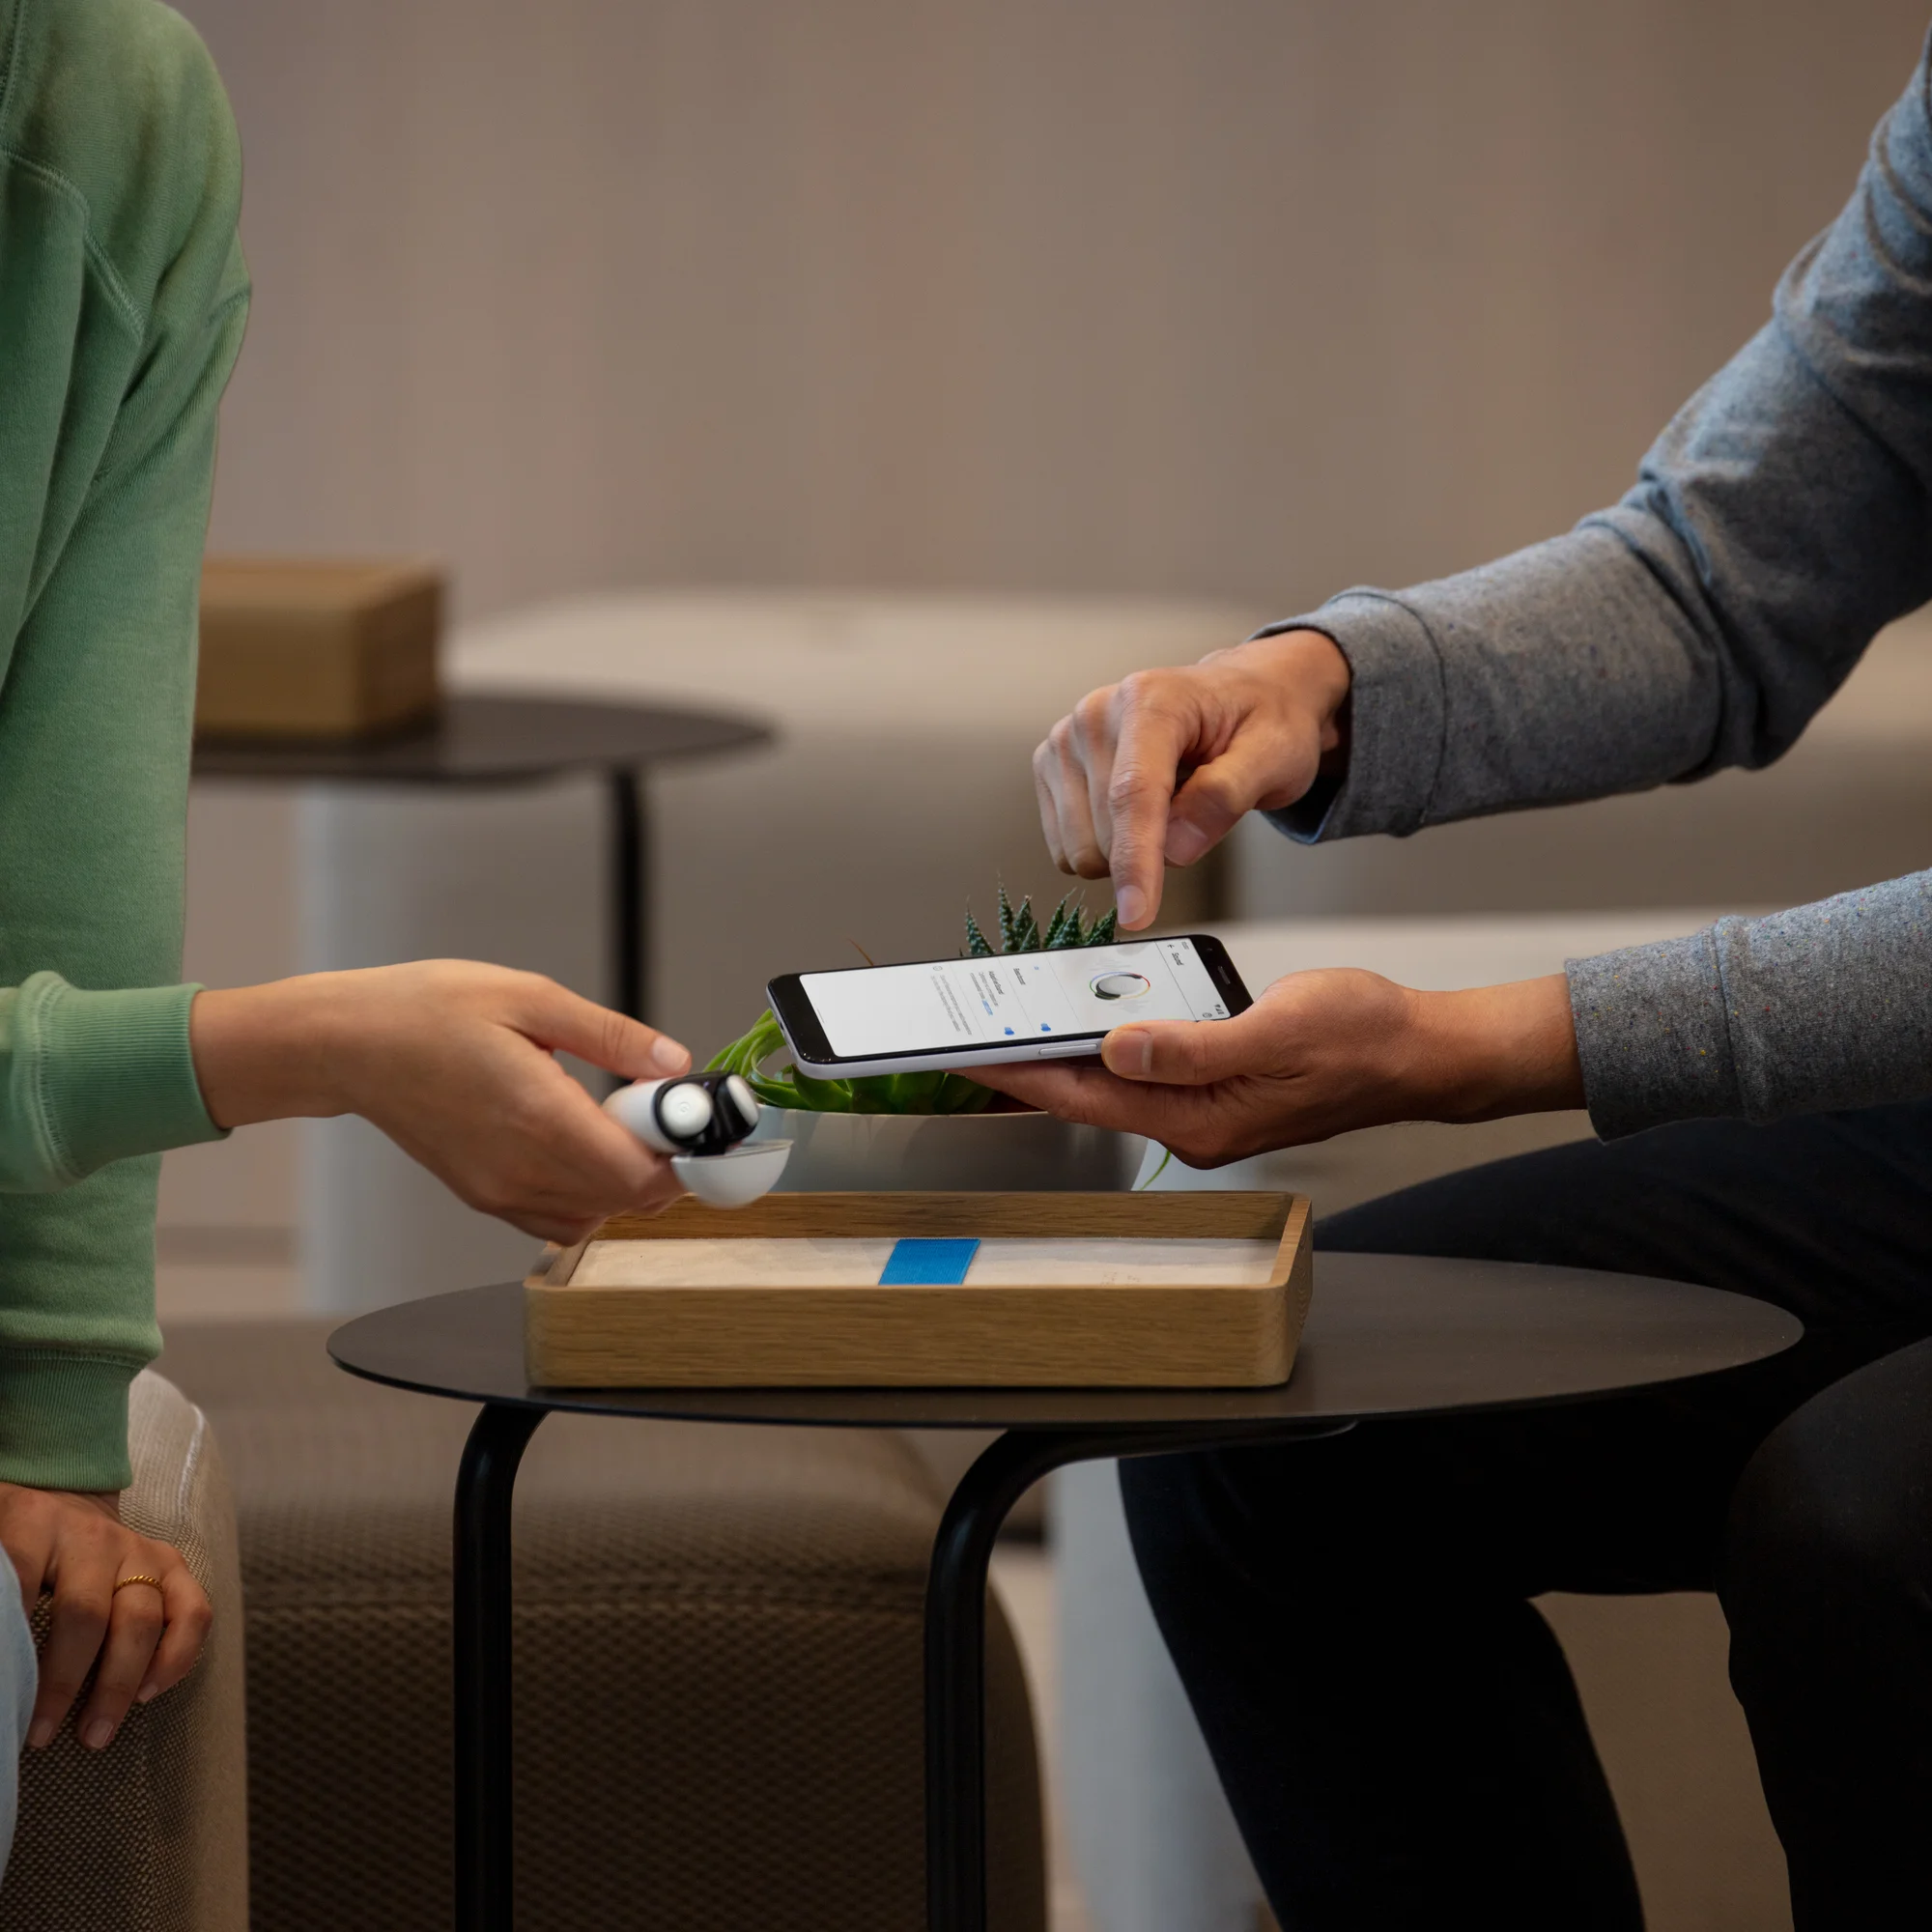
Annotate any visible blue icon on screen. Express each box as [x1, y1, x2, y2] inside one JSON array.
[[1003, 1026, 1014, 1035], [1039, 1024, 1052, 1033]]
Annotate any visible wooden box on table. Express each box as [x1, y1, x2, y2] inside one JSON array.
[[196, 557, 442, 739], [525, 1190, 1313, 1388]]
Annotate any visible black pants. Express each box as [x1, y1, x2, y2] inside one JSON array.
[[1121, 1101, 1932, 1930]]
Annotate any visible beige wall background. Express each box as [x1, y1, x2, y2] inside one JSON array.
[[179, 0, 1929, 626]]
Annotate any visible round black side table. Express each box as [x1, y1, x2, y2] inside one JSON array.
[[193, 693, 771, 1020], [329, 1256, 1799, 1932]]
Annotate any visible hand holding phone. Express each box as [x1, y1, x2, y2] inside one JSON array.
[[768, 934, 1252, 1079], [975, 967, 1585, 1169]]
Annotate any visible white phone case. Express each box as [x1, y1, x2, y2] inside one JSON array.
[[781, 1028, 1106, 1082]]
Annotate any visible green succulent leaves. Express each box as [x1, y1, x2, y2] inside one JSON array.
[[980, 887, 1111, 957], [703, 1010, 999, 1117], [705, 884, 1122, 1115]]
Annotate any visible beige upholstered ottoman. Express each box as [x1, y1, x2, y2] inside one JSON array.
[[0, 1370, 249, 1932], [158, 1320, 1044, 1932]]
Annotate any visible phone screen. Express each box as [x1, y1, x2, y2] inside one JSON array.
[[800, 937, 1233, 1060]]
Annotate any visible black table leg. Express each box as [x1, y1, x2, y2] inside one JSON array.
[[923, 1420, 1350, 1932], [454, 1402, 545, 1932], [608, 766, 647, 1024]]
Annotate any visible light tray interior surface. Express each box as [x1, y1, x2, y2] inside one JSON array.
[[568, 1236, 1282, 1289]]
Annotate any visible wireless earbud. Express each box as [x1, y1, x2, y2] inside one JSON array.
[[605, 1072, 762, 1156]]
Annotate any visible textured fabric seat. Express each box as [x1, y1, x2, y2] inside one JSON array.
[[0, 1370, 249, 1932], [158, 1320, 1044, 1932]]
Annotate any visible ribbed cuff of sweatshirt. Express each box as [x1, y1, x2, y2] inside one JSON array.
[[1565, 932, 1743, 1139], [7, 972, 225, 1189], [0, 1351, 134, 1492], [1252, 593, 1448, 843]]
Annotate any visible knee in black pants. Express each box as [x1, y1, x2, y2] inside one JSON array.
[[1120, 1439, 1643, 1931], [1720, 1338, 1932, 1929]]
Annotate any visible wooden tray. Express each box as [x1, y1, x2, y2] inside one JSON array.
[[525, 1191, 1312, 1389]]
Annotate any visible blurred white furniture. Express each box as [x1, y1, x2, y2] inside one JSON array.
[[162, 594, 1932, 1329], [1060, 913, 1794, 1932]]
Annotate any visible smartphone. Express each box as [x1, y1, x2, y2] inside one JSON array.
[[768, 933, 1252, 1080]]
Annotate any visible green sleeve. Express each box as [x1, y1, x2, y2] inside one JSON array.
[[0, 0, 249, 1491], [0, 975, 223, 1193]]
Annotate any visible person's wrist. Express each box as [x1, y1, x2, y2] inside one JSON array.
[[1220, 628, 1351, 730], [190, 977, 352, 1129], [1408, 975, 1584, 1122], [0, 1484, 120, 1518]]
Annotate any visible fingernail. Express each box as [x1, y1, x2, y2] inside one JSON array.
[[1165, 819, 1210, 866], [1106, 1029, 1154, 1077], [136, 1681, 159, 1705], [27, 1719, 53, 1749], [650, 1036, 691, 1073], [1116, 885, 1148, 929], [82, 1718, 114, 1750]]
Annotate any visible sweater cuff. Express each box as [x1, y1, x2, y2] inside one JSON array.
[[1253, 592, 1448, 843], [1565, 931, 1743, 1139], [31, 977, 225, 1182], [0, 1350, 134, 1492]]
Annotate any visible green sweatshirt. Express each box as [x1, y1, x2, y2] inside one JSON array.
[[0, 0, 247, 1491]]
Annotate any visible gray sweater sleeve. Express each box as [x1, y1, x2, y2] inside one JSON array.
[[1258, 38, 1932, 1138]]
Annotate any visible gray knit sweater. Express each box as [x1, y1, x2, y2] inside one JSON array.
[[1263, 37, 1932, 1141]]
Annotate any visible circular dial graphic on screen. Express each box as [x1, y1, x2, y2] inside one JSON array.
[[1089, 970, 1152, 1001]]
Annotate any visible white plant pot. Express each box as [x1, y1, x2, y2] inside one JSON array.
[[748, 1107, 1145, 1191]]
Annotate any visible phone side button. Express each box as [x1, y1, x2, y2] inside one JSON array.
[[1038, 1040, 1099, 1058]]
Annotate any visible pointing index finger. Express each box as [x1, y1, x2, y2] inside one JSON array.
[[1104, 688, 1192, 929]]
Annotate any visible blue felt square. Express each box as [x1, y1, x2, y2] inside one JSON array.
[[879, 1237, 980, 1285]]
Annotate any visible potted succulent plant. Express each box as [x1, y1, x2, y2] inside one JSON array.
[[708, 887, 1151, 1190]]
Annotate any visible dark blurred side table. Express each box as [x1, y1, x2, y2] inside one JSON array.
[[329, 1257, 1801, 1932], [192, 694, 770, 1020]]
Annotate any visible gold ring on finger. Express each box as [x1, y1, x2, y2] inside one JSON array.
[[112, 1575, 163, 1596]]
